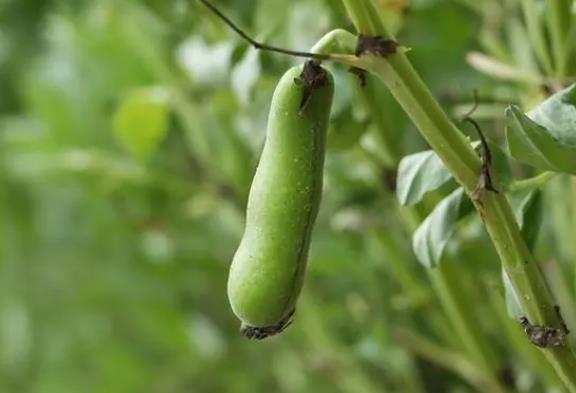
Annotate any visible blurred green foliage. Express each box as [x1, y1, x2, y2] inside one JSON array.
[[1, 1, 576, 393]]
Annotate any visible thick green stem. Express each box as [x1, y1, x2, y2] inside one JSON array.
[[312, 24, 515, 391], [338, 0, 576, 391], [319, 31, 507, 389], [487, 288, 566, 391]]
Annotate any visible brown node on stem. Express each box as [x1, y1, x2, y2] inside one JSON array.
[[355, 35, 399, 57], [461, 89, 498, 202], [519, 305, 570, 348]]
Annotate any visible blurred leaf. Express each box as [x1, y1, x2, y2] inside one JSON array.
[[509, 189, 543, 251], [487, 140, 513, 186], [329, 67, 356, 118], [286, 1, 331, 51], [466, 52, 541, 84], [327, 109, 367, 151], [396, 149, 453, 206], [187, 314, 226, 360], [0, 300, 31, 371], [2, 1, 575, 392], [231, 49, 261, 106], [176, 36, 233, 87], [506, 105, 576, 174], [113, 87, 170, 160], [528, 84, 576, 145], [412, 188, 473, 268], [5, 148, 148, 185]]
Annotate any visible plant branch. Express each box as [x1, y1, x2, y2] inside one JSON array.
[[338, 0, 576, 391], [196, 0, 329, 60], [520, 0, 554, 75], [394, 328, 506, 393], [508, 172, 556, 192], [428, 265, 503, 390], [545, 0, 572, 79]]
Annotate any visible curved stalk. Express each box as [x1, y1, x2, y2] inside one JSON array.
[[338, 0, 576, 391], [312, 26, 524, 393]]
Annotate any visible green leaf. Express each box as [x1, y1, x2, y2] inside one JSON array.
[[113, 87, 170, 161], [396, 150, 453, 206], [487, 140, 513, 186], [509, 189, 543, 251], [412, 188, 473, 268], [397, 140, 511, 207], [505, 105, 576, 174], [528, 84, 576, 145]]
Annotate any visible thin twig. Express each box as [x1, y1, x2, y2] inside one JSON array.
[[461, 88, 480, 120], [197, 0, 330, 61], [461, 91, 498, 196]]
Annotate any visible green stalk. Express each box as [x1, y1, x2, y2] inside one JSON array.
[[356, 85, 508, 393], [508, 171, 556, 192], [372, 229, 429, 303], [317, 27, 510, 389], [337, 0, 576, 391], [520, 0, 554, 75], [487, 288, 566, 392], [313, 29, 403, 167], [298, 295, 389, 393], [394, 328, 507, 393], [428, 264, 499, 382], [571, 178, 576, 299], [371, 206, 509, 390], [545, 0, 572, 78]]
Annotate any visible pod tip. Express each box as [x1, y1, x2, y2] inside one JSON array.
[[240, 309, 295, 340]]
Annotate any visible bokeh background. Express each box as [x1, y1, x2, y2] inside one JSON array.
[[1, 1, 575, 392]]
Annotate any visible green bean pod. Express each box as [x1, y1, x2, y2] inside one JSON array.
[[227, 62, 334, 339]]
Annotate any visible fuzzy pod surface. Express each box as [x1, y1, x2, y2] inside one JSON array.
[[227, 62, 334, 339]]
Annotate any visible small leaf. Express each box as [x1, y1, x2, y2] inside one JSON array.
[[113, 87, 170, 160], [412, 188, 474, 268], [505, 105, 576, 174], [487, 140, 513, 186], [397, 140, 511, 207], [528, 84, 576, 145], [396, 150, 453, 206], [509, 189, 542, 251]]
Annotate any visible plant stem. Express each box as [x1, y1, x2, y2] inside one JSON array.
[[545, 0, 572, 79], [428, 264, 499, 381], [298, 295, 390, 393], [487, 288, 566, 391], [318, 21, 510, 391], [394, 328, 506, 393], [338, 0, 576, 391], [368, 182, 509, 390], [520, 0, 554, 75]]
